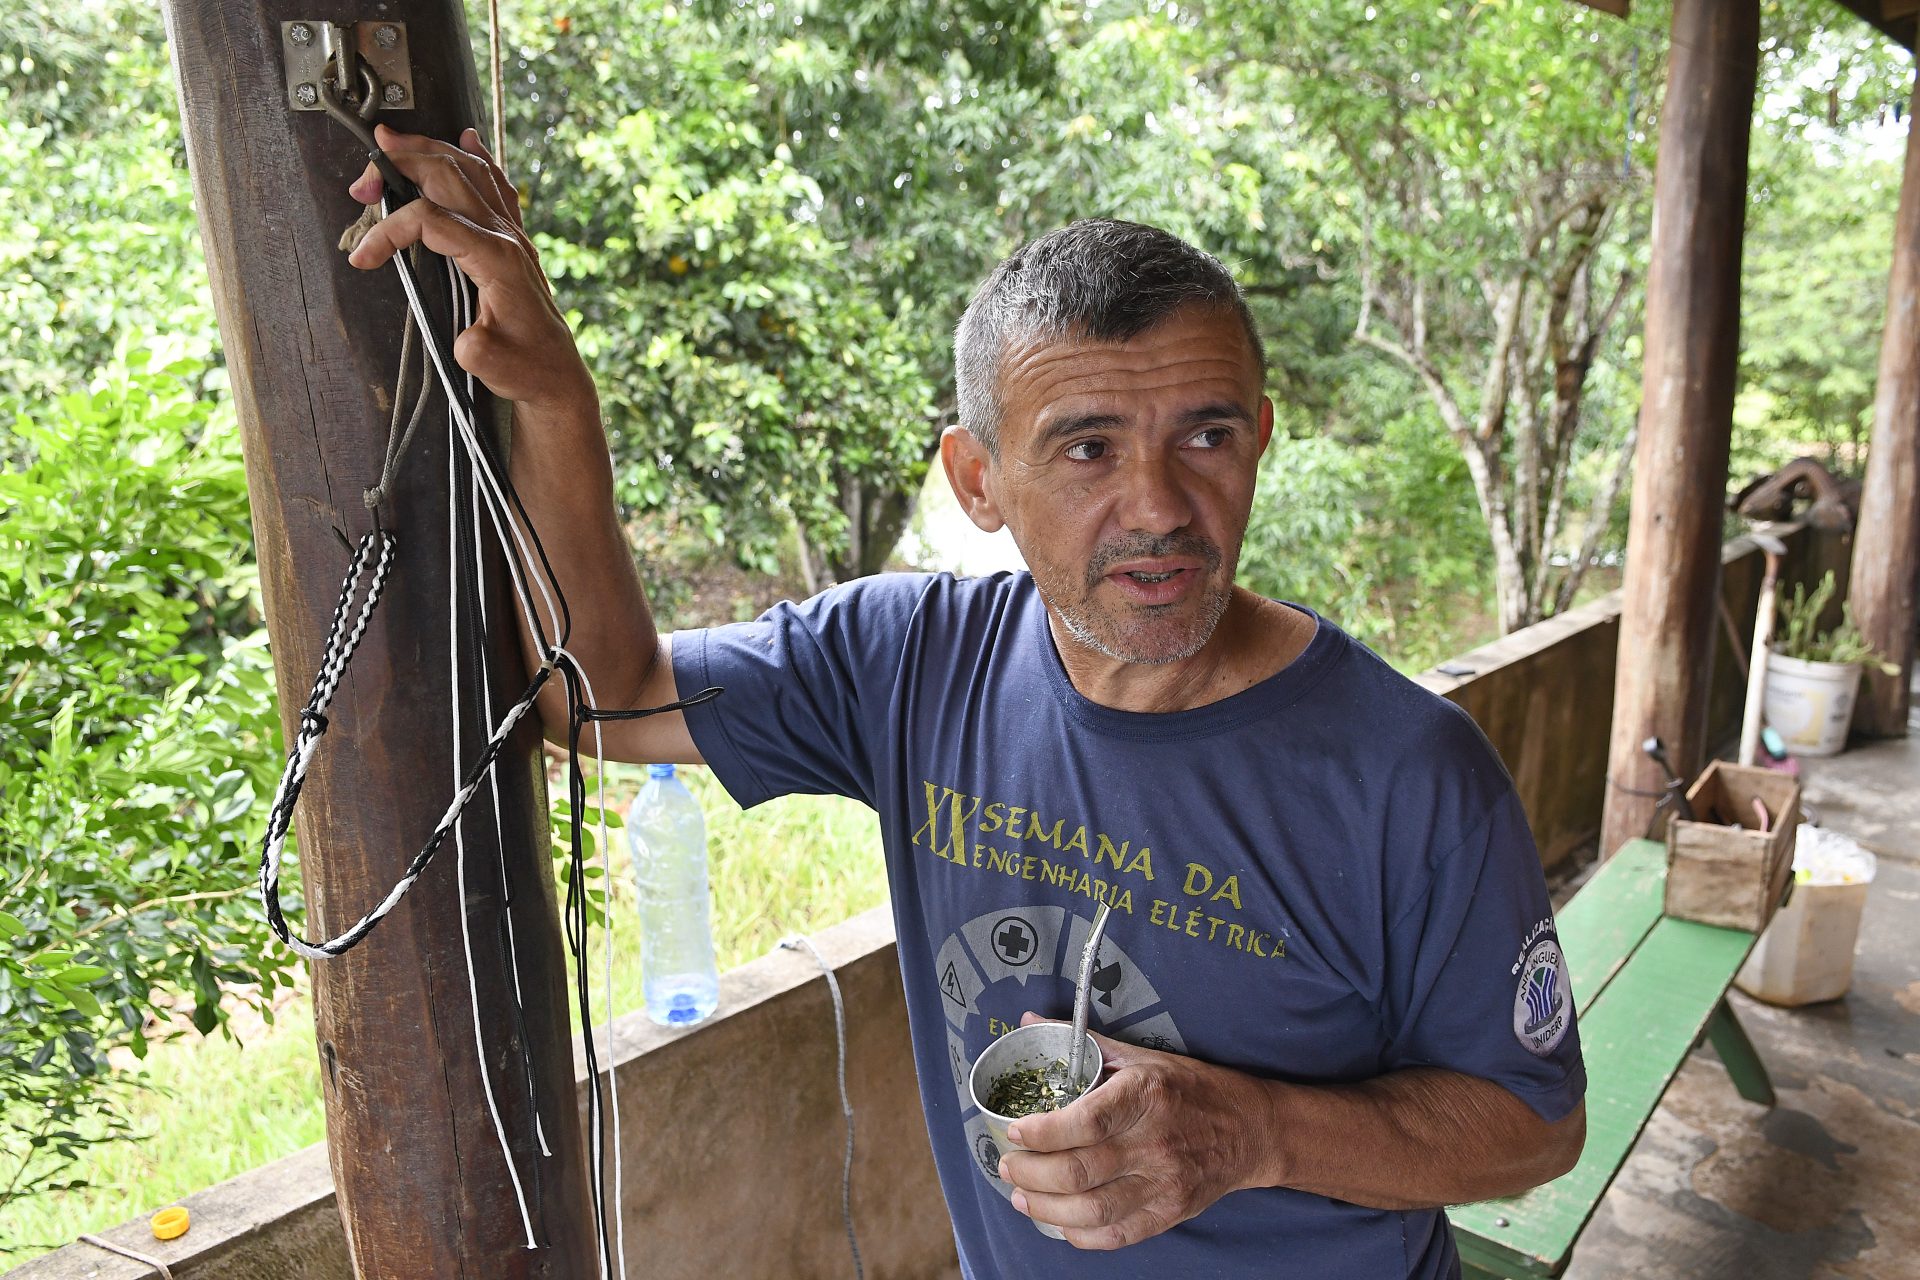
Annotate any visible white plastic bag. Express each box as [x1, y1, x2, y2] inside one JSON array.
[[1792, 823, 1877, 887]]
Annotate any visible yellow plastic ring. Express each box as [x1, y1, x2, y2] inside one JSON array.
[[151, 1206, 190, 1241]]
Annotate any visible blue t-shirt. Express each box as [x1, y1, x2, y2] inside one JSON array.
[[675, 571, 1583, 1279]]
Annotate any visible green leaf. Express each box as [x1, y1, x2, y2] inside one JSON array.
[[56, 965, 110, 985], [56, 983, 103, 1018], [30, 980, 70, 1010]]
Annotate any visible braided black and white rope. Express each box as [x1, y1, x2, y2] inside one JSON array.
[[257, 527, 398, 959], [259, 619, 556, 961]]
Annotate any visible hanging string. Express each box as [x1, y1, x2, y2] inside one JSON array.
[[488, 0, 507, 162], [455, 296, 554, 1163], [781, 935, 864, 1280], [1622, 44, 1639, 179], [363, 306, 433, 511], [446, 261, 539, 1249], [76, 1235, 174, 1280], [560, 652, 631, 1280]]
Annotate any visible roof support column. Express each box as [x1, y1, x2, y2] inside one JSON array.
[[1600, 0, 1760, 855], [1849, 65, 1920, 738], [161, 2, 598, 1273]]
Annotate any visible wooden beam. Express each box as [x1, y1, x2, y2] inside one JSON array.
[[1850, 65, 1920, 738], [1568, 0, 1632, 16], [160, 3, 598, 1274], [1600, 0, 1760, 856], [1826, 0, 1920, 51]]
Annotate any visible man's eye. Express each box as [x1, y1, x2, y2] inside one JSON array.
[[1188, 426, 1233, 449], [1064, 440, 1107, 462]]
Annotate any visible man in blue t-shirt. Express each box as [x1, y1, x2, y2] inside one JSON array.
[[352, 139, 1585, 1277]]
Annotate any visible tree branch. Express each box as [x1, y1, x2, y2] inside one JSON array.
[[1554, 422, 1638, 617], [1353, 321, 1471, 440]]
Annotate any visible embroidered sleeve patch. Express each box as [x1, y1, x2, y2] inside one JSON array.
[[1512, 938, 1572, 1056]]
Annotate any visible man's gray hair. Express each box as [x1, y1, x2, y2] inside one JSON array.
[[953, 219, 1266, 455]]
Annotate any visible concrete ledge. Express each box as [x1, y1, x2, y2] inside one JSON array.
[[576, 906, 957, 1280], [4, 1142, 342, 1280]]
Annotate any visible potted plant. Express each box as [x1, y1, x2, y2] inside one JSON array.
[[1763, 571, 1898, 757]]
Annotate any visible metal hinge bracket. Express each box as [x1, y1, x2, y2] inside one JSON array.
[[282, 20, 414, 113]]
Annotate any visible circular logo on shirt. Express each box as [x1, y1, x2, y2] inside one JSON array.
[[988, 915, 1040, 967], [1512, 938, 1571, 1057], [974, 1133, 1002, 1180]]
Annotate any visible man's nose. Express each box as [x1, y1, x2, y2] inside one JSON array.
[[1114, 453, 1195, 536]]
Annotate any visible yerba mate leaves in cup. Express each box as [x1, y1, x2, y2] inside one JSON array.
[[983, 1058, 1081, 1118]]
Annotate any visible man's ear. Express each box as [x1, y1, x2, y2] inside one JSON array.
[[1257, 396, 1275, 456], [941, 424, 1006, 533]]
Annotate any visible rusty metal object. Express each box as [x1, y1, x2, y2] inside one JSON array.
[[1731, 458, 1860, 532]]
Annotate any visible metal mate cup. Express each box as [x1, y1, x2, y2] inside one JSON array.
[[967, 1021, 1104, 1241]]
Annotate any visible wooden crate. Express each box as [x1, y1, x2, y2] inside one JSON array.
[[1664, 761, 1801, 933]]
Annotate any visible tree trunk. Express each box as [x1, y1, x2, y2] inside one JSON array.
[[162, 4, 598, 1274], [1851, 64, 1920, 739], [1600, 0, 1758, 856]]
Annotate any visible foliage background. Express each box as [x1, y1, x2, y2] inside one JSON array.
[[0, 0, 1910, 1254]]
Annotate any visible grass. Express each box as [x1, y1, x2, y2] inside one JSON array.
[[0, 767, 884, 1261]]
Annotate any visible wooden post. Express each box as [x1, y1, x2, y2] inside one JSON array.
[[1850, 66, 1920, 738], [1599, 0, 1759, 857], [161, 4, 598, 1275]]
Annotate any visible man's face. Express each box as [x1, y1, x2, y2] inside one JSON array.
[[946, 304, 1272, 666]]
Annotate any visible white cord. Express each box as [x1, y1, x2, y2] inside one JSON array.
[[447, 280, 539, 1247], [388, 232, 563, 653], [76, 1234, 174, 1280], [263, 208, 628, 1264], [471, 462, 553, 1159]]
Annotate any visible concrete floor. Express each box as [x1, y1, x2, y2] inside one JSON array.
[[1563, 712, 1920, 1280]]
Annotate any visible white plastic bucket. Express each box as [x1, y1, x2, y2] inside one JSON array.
[[1762, 652, 1864, 757], [1736, 826, 1877, 1007]]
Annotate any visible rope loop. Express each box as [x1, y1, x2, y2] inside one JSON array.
[[257, 529, 399, 959]]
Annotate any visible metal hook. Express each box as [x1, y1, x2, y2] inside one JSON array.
[[319, 65, 390, 160]]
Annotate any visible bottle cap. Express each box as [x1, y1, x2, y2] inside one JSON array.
[[647, 763, 676, 779], [151, 1206, 190, 1240]]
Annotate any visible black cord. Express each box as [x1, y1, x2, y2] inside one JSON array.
[[559, 667, 720, 1273], [1605, 770, 1690, 840], [557, 656, 611, 1275]]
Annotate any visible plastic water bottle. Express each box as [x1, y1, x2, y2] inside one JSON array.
[[626, 764, 719, 1027]]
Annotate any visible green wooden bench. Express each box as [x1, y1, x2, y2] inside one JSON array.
[[1449, 838, 1776, 1279]]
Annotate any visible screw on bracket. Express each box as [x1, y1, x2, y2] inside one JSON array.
[[288, 22, 314, 44], [374, 24, 399, 48], [383, 83, 406, 105], [294, 82, 319, 107]]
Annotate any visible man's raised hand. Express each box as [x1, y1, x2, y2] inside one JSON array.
[[995, 1013, 1275, 1251], [344, 124, 594, 415]]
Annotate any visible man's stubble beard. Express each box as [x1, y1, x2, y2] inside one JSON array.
[[1039, 531, 1232, 667]]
